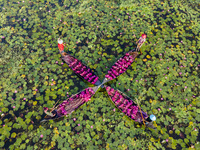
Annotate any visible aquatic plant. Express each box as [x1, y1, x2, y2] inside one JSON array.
[[0, 0, 199, 149]]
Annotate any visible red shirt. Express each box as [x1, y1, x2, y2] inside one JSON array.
[[58, 43, 64, 51]]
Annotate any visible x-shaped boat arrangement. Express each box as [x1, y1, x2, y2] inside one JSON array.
[[42, 35, 156, 129]]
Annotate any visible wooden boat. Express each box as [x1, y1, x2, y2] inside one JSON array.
[[104, 85, 156, 129], [42, 86, 100, 122], [102, 50, 139, 85]]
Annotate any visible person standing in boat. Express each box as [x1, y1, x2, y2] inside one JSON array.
[[136, 34, 147, 54], [58, 38, 67, 56]]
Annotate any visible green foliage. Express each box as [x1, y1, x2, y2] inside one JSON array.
[[0, 0, 199, 149]]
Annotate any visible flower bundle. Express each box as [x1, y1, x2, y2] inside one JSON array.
[[43, 87, 96, 121], [62, 54, 100, 85], [56, 87, 95, 116], [105, 85, 148, 122], [105, 51, 138, 81]]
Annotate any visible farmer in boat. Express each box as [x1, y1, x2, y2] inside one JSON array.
[[42, 107, 57, 121], [136, 34, 147, 54], [58, 38, 67, 56]]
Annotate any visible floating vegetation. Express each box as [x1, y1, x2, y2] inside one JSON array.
[[0, 0, 199, 149]]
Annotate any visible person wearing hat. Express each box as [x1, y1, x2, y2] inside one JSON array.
[[58, 38, 67, 56], [136, 34, 147, 54]]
